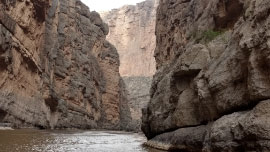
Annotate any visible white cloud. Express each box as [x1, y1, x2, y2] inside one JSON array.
[[80, 0, 145, 12]]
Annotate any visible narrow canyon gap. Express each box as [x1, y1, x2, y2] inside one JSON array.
[[101, 0, 159, 131]]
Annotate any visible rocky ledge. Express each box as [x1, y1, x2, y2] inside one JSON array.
[[142, 0, 270, 151]]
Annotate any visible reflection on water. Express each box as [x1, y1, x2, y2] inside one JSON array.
[[0, 129, 163, 152]]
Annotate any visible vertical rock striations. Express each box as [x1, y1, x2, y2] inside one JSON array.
[[100, 0, 158, 77], [142, 0, 270, 151], [0, 0, 131, 130], [101, 0, 159, 131]]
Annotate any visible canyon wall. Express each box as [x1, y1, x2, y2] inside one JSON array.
[[101, 0, 158, 131], [122, 76, 152, 131], [142, 0, 270, 151], [0, 0, 131, 130], [100, 0, 158, 77]]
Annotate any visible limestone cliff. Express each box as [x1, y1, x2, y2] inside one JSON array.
[[100, 0, 158, 77], [0, 0, 131, 130], [101, 0, 159, 131], [142, 0, 270, 151]]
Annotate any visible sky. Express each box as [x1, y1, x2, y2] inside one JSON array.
[[80, 0, 145, 12]]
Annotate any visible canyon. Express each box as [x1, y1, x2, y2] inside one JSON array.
[[142, 0, 270, 151], [101, 0, 158, 131], [0, 0, 131, 130], [1, 0, 270, 151]]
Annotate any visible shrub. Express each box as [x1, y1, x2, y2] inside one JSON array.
[[190, 29, 224, 44], [200, 30, 223, 43]]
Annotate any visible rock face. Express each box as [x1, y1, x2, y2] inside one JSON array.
[[100, 0, 158, 77], [0, 0, 131, 130], [101, 0, 159, 131], [142, 0, 270, 151], [122, 77, 152, 131]]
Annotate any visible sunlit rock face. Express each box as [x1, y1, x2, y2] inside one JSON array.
[[100, 0, 159, 131], [0, 0, 131, 130], [142, 0, 270, 151], [101, 0, 158, 77]]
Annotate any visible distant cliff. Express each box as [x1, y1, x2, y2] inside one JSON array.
[[100, 0, 158, 131], [101, 0, 158, 77], [0, 0, 131, 130], [142, 0, 270, 151]]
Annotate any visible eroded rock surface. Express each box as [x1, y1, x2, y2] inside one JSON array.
[[123, 77, 152, 131], [0, 0, 131, 130], [100, 0, 158, 77], [142, 0, 270, 151], [101, 0, 159, 131]]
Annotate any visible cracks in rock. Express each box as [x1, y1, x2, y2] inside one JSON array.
[[151, 99, 270, 141], [257, 51, 270, 81], [0, 21, 42, 74], [255, 7, 270, 23], [44, 90, 59, 113], [0, 109, 7, 122], [0, 10, 16, 34], [214, 0, 244, 30], [30, 0, 49, 22]]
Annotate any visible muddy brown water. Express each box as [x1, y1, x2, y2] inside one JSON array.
[[0, 129, 164, 152]]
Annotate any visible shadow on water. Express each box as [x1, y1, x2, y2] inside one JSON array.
[[0, 129, 166, 152]]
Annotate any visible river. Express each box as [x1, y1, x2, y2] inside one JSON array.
[[0, 129, 163, 152]]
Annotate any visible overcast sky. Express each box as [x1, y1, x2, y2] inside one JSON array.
[[81, 0, 145, 12]]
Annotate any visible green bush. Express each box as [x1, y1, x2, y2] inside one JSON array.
[[190, 29, 224, 44], [200, 30, 223, 43]]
